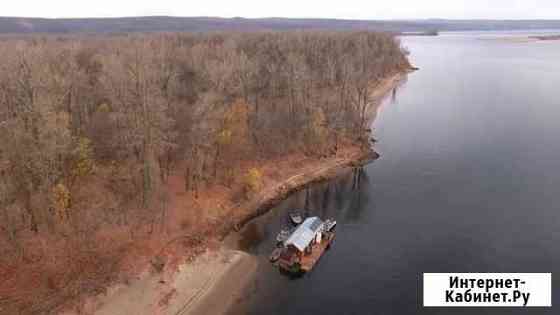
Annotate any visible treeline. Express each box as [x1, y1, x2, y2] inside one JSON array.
[[0, 31, 408, 257]]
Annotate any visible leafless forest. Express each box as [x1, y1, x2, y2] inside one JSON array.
[[0, 31, 409, 314]]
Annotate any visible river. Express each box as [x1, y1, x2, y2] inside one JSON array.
[[228, 32, 560, 315]]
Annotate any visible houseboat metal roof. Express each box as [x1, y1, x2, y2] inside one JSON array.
[[284, 216, 324, 252]]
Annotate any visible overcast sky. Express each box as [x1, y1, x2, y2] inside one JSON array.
[[3, 0, 559, 19]]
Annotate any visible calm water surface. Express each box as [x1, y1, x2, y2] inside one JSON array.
[[229, 32, 560, 315]]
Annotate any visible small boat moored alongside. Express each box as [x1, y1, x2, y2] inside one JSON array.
[[276, 228, 292, 244], [323, 218, 337, 232], [269, 248, 283, 262], [289, 211, 304, 225]]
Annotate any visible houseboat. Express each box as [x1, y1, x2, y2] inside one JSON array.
[[274, 216, 336, 274]]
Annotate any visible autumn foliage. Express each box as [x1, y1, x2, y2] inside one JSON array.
[[0, 31, 409, 314], [243, 168, 263, 199]]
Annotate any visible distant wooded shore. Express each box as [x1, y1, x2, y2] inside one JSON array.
[[529, 34, 560, 41], [0, 16, 560, 34], [399, 30, 439, 36]]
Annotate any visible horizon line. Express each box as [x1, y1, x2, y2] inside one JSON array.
[[1, 15, 560, 22]]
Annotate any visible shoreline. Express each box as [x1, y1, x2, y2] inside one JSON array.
[[80, 69, 411, 315], [231, 71, 410, 233]]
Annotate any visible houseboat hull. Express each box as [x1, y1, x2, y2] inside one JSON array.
[[277, 232, 335, 274]]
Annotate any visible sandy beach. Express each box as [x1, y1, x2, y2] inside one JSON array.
[[85, 250, 257, 315]]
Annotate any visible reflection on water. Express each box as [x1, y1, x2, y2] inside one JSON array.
[[228, 167, 376, 315], [237, 222, 265, 251], [236, 168, 370, 252], [345, 170, 369, 222], [231, 32, 560, 315]]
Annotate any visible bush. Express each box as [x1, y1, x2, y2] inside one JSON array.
[[52, 183, 71, 221], [243, 168, 262, 199], [72, 137, 95, 181]]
